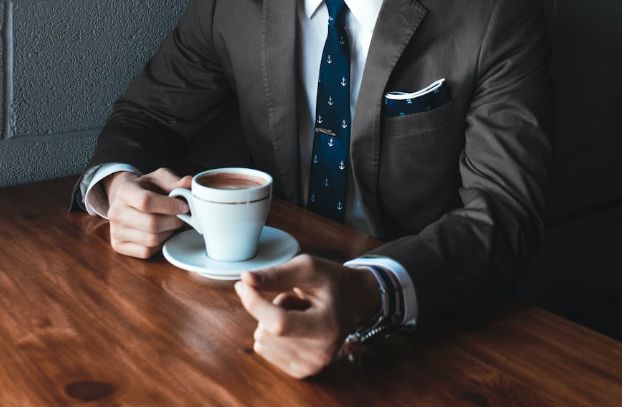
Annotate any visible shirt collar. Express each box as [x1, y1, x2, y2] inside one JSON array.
[[304, 0, 383, 33]]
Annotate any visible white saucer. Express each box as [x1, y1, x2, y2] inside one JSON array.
[[162, 227, 300, 280]]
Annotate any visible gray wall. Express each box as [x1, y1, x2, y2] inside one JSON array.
[[0, 0, 191, 187]]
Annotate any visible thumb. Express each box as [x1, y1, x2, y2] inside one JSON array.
[[241, 254, 325, 292], [173, 175, 193, 190], [146, 168, 187, 194]]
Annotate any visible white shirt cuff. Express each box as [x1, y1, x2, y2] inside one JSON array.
[[82, 163, 141, 219], [345, 257, 418, 330]]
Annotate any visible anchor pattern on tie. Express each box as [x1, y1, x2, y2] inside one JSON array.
[[307, 0, 350, 223]]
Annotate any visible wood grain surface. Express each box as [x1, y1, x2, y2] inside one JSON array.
[[0, 176, 621, 406]]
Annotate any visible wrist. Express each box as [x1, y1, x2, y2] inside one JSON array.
[[352, 267, 383, 329], [102, 171, 136, 201]]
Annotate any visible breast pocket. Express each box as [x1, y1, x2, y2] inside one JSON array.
[[382, 98, 458, 137], [378, 98, 464, 237]]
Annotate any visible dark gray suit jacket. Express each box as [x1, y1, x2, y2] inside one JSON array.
[[74, 0, 555, 327]]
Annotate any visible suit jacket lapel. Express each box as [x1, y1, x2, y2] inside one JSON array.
[[351, 0, 427, 238], [261, 0, 301, 203]]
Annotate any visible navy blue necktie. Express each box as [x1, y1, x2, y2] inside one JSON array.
[[307, 0, 350, 223]]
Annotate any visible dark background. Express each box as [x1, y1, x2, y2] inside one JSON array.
[[517, 0, 622, 341]]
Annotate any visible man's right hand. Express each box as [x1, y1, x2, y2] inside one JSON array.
[[103, 168, 192, 259]]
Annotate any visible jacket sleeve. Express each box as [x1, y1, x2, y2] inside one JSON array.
[[369, 0, 556, 327]]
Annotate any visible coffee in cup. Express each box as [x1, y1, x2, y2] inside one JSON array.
[[169, 168, 273, 262], [196, 172, 266, 190]]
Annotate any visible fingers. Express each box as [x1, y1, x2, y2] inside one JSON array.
[[107, 168, 190, 216], [129, 189, 189, 215], [118, 182, 188, 216], [272, 292, 311, 311], [236, 281, 340, 345], [240, 254, 328, 291], [235, 255, 381, 378], [245, 291, 339, 379], [235, 281, 287, 333], [236, 281, 325, 338], [109, 202, 185, 234], [108, 205, 184, 259], [252, 326, 336, 379], [109, 230, 174, 259], [173, 175, 193, 190], [105, 168, 192, 259], [142, 168, 191, 194]]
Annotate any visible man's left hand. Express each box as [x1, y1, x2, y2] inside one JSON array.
[[234, 254, 380, 379]]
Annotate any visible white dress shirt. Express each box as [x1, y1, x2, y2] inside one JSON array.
[[82, 0, 418, 329]]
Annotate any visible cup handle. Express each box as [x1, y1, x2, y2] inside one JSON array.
[[169, 188, 203, 235]]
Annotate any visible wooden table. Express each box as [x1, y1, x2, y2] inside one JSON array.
[[1, 176, 621, 406]]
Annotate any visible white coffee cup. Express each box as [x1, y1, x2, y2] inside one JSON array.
[[169, 168, 273, 262]]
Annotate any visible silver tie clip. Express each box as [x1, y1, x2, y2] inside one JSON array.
[[315, 127, 336, 136]]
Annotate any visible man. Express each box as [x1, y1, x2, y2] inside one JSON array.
[[72, 0, 555, 378]]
